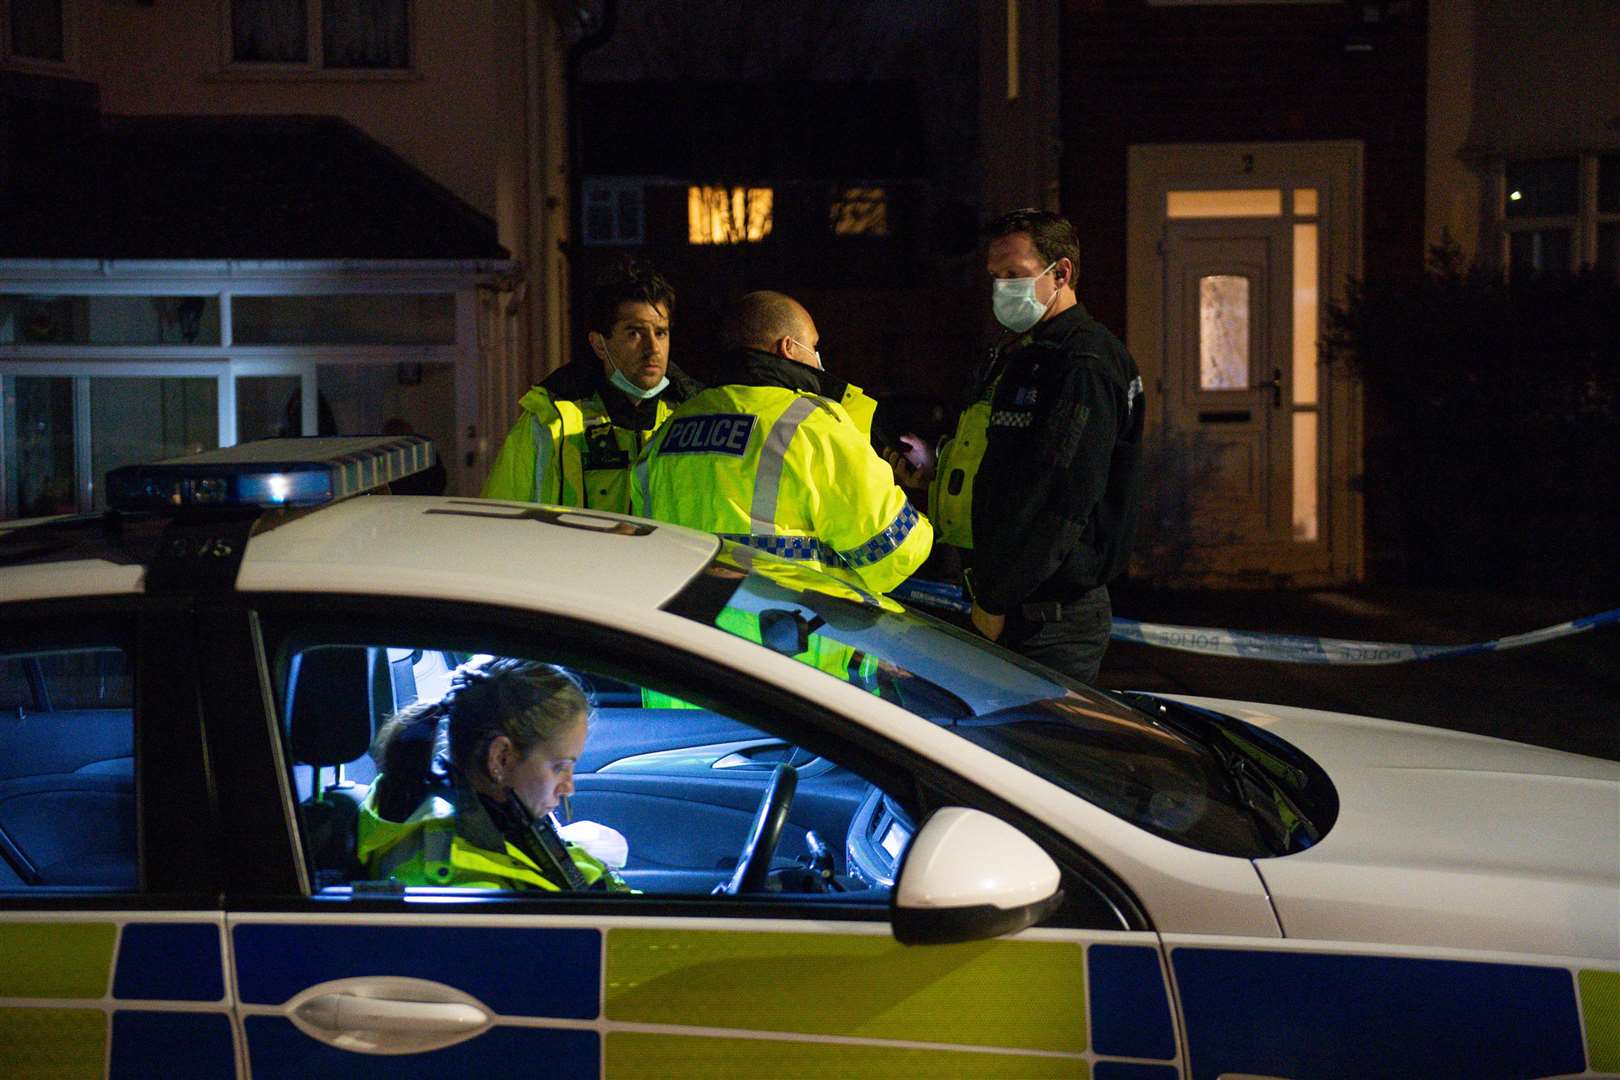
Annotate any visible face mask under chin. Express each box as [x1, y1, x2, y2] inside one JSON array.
[[608, 365, 669, 401]]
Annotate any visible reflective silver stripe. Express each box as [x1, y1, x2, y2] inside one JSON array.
[[749, 396, 819, 534], [634, 451, 652, 517], [373, 828, 425, 880], [529, 414, 553, 502]]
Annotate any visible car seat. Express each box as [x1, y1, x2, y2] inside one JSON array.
[[286, 646, 389, 889]]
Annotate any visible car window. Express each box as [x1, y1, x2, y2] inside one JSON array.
[[274, 641, 912, 901], [0, 646, 137, 891], [665, 546, 1331, 858]]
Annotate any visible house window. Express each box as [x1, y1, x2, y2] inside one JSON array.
[[1500, 154, 1620, 280], [688, 187, 774, 245], [228, 0, 411, 71], [830, 187, 890, 237], [1, 279, 480, 519], [0, 296, 222, 346], [582, 180, 646, 246], [3, 0, 66, 65]]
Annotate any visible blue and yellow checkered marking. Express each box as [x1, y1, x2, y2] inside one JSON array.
[[6, 915, 1611, 1079], [1089, 943, 1177, 1061], [114, 922, 224, 1002], [718, 532, 839, 563], [839, 502, 922, 569]]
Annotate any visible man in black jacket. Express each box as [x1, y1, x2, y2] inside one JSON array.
[[892, 209, 1145, 684]]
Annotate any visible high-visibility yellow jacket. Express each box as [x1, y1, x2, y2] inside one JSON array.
[[634, 384, 932, 595], [929, 380, 999, 549], [356, 782, 626, 892], [836, 383, 878, 440], [482, 385, 677, 513]]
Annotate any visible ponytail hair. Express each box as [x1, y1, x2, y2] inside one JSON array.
[[370, 698, 449, 820]]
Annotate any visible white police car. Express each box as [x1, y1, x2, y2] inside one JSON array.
[[0, 437, 1615, 1080]]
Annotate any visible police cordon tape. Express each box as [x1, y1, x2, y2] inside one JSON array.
[[890, 579, 1620, 665]]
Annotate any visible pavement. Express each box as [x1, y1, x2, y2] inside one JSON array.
[[1095, 584, 1620, 761]]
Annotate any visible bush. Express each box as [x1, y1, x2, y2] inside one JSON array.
[[1326, 244, 1620, 596]]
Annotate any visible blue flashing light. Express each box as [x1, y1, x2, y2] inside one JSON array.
[[105, 436, 436, 511]]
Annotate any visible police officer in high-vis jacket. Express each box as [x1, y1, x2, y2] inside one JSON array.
[[482, 257, 700, 512], [635, 290, 932, 596]]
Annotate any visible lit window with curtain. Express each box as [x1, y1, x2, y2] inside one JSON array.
[[829, 187, 890, 237], [687, 187, 774, 245]]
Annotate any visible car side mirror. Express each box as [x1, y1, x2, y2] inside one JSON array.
[[890, 807, 1064, 945]]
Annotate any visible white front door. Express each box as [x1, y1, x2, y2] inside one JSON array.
[[1128, 142, 1364, 585]]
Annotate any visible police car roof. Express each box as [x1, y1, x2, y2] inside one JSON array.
[[0, 496, 720, 611], [4, 437, 720, 610]]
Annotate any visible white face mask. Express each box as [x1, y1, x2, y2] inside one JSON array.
[[608, 366, 669, 401], [991, 261, 1057, 332]]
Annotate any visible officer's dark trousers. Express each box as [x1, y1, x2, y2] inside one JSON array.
[[1005, 585, 1112, 687]]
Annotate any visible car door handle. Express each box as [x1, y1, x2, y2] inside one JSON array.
[[294, 993, 488, 1034], [283, 976, 493, 1055]]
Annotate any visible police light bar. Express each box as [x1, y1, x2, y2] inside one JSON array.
[[105, 436, 436, 511]]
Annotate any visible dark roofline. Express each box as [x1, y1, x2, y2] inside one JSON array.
[[2, 106, 508, 261]]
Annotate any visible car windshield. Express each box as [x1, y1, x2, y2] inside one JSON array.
[[665, 545, 1324, 858]]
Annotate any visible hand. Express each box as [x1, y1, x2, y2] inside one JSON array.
[[884, 433, 935, 489], [970, 601, 1005, 642]]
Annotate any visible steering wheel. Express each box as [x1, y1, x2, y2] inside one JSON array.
[[721, 763, 797, 895]]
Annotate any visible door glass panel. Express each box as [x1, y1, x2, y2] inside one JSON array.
[[236, 376, 304, 442], [1292, 223, 1319, 405], [1293, 411, 1318, 542], [232, 295, 455, 346], [0, 296, 221, 346], [1167, 190, 1282, 219], [1292, 188, 1318, 216], [88, 378, 218, 510], [1199, 275, 1250, 390], [6, 377, 77, 519]]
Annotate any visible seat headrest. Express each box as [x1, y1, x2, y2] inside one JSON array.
[[288, 647, 379, 767]]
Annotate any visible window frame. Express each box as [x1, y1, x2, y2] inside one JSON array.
[[1495, 152, 1620, 279], [581, 178, 647, 247], [1, 0, 75, 72], [216, 0, 417, 81], [231, 593, 1147, 932]]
